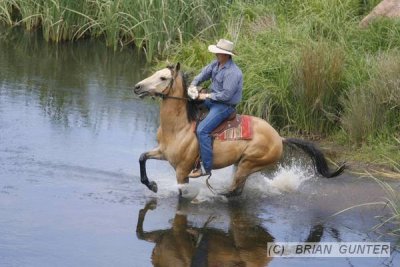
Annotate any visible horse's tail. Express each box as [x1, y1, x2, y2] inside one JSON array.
[[283, 138, 345, 178]]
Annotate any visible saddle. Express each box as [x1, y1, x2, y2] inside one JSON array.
[[196, 105, 242, 136]]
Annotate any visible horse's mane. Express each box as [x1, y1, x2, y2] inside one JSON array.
[[166, 65, 199, 123], [181, 71, 199, 123]]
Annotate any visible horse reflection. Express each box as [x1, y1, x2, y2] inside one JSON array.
[[136, 200, 325, 267]]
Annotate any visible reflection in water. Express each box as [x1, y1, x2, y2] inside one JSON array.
[[136, 200, 327, 267], [0, 28, 157, 132]]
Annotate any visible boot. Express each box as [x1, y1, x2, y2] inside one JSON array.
[[188, 162, 211, 178]]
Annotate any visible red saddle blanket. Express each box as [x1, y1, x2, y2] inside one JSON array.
[[193, 115, 253, 141]]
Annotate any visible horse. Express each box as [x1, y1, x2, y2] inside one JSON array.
[[133, 63, 345, 197]]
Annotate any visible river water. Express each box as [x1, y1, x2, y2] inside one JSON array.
[[0, 31, 399, 266]]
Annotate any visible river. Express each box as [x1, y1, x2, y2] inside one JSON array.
[[0, 31, 399, 266]]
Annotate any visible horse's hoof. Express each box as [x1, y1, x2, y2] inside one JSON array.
[[148, 181, 158, 193]]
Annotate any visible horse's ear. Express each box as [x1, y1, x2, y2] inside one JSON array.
[[175, 62, 180, 72]]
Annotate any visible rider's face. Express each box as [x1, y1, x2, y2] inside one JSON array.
[[215, 53, 230, 63]]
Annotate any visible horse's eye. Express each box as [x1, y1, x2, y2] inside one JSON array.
[[160, 77, 167, 81]]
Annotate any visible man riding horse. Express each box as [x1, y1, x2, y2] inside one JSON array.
[[187, 39, 243, 178], [133, 39, 344, 197]]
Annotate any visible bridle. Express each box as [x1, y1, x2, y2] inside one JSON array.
[[154, 92, 190, 101], [154, 69, 191, 101]]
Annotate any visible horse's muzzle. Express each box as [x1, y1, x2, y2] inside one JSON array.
[[134, 84, 142, 94], [134, 84, 149, 98]]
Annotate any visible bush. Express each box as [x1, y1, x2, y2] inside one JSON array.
[[291, 42, 345, 135], [341, 50, 400, 145]]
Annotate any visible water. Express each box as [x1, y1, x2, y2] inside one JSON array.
[[0, 32, 399, 266]]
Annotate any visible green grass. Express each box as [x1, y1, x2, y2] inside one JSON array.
[[1, 0, 399, 166], [168, 0, 400, 163], [0, 0, 228, 60], [341, 49, 400, 145]]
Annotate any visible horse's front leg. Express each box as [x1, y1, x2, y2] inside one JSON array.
[[176, 165, 197, 198], [139, 148, 165, 193]]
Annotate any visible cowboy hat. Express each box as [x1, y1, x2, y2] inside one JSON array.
[[208, 39, 236, 56]]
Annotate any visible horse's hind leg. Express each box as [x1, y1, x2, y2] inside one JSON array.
[[224, 159, 257, 197], [225, 152, 281, 198]]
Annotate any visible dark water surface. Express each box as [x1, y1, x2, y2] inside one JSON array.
[[0, 33, 399, 267]]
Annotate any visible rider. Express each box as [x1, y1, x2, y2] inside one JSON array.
[[187, 39, 243, 178]]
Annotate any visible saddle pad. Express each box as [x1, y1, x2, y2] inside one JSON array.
[[212, 115, 253, 141], [191, 115, 253, 142]]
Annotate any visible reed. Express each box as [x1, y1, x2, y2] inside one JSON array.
[[291, 42, 345, 135], [0, 0, 227, 60], [341, 50, 400, 145]]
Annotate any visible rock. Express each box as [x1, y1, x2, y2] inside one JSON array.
[[360, 0, 400, 27]]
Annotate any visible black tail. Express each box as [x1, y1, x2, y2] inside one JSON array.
[[283, 138, 345, 178]]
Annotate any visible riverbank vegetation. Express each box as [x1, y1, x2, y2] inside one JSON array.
[[1, 0, 399, 173], [168, 0, 400, 174], [0, 0, 225, 60]]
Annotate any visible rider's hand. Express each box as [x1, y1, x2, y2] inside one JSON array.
[[187, 85, 199, 100], [198, 93, 210, 100]]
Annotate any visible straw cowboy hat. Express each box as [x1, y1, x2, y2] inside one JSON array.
[[208, 39, 236, 56]]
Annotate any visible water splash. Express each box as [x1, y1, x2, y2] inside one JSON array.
[[244, 163, 314, 197], [147, 162, 315, 202]]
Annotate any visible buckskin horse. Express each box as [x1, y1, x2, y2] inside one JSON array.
[[133, 63, 345, 197]]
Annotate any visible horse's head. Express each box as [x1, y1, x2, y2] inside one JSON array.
[[134, 63, 181, 98]]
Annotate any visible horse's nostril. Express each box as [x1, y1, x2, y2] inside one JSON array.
[[134, 84, 141, 93]]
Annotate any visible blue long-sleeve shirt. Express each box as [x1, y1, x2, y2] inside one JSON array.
[[191, 59, 243, 105]]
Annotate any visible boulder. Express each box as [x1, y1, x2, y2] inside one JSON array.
[[360, 0, 400, 27]]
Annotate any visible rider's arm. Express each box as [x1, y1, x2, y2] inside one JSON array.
[[191, 60, 217, 86]]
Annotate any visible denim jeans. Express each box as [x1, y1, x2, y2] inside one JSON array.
[[196, 99, 236, 173]]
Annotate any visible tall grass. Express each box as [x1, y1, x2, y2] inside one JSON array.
[[341, 50, 400, 145], [0, 0, 228, 60], [291, 42, 344, 135], [170, 0, 399, 151]]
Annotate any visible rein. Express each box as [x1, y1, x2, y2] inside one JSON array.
[[154, 92, 190, 101]]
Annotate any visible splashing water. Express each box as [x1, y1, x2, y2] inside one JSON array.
[[244, 163, 314, 197], [145, 161, 315, 202]]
